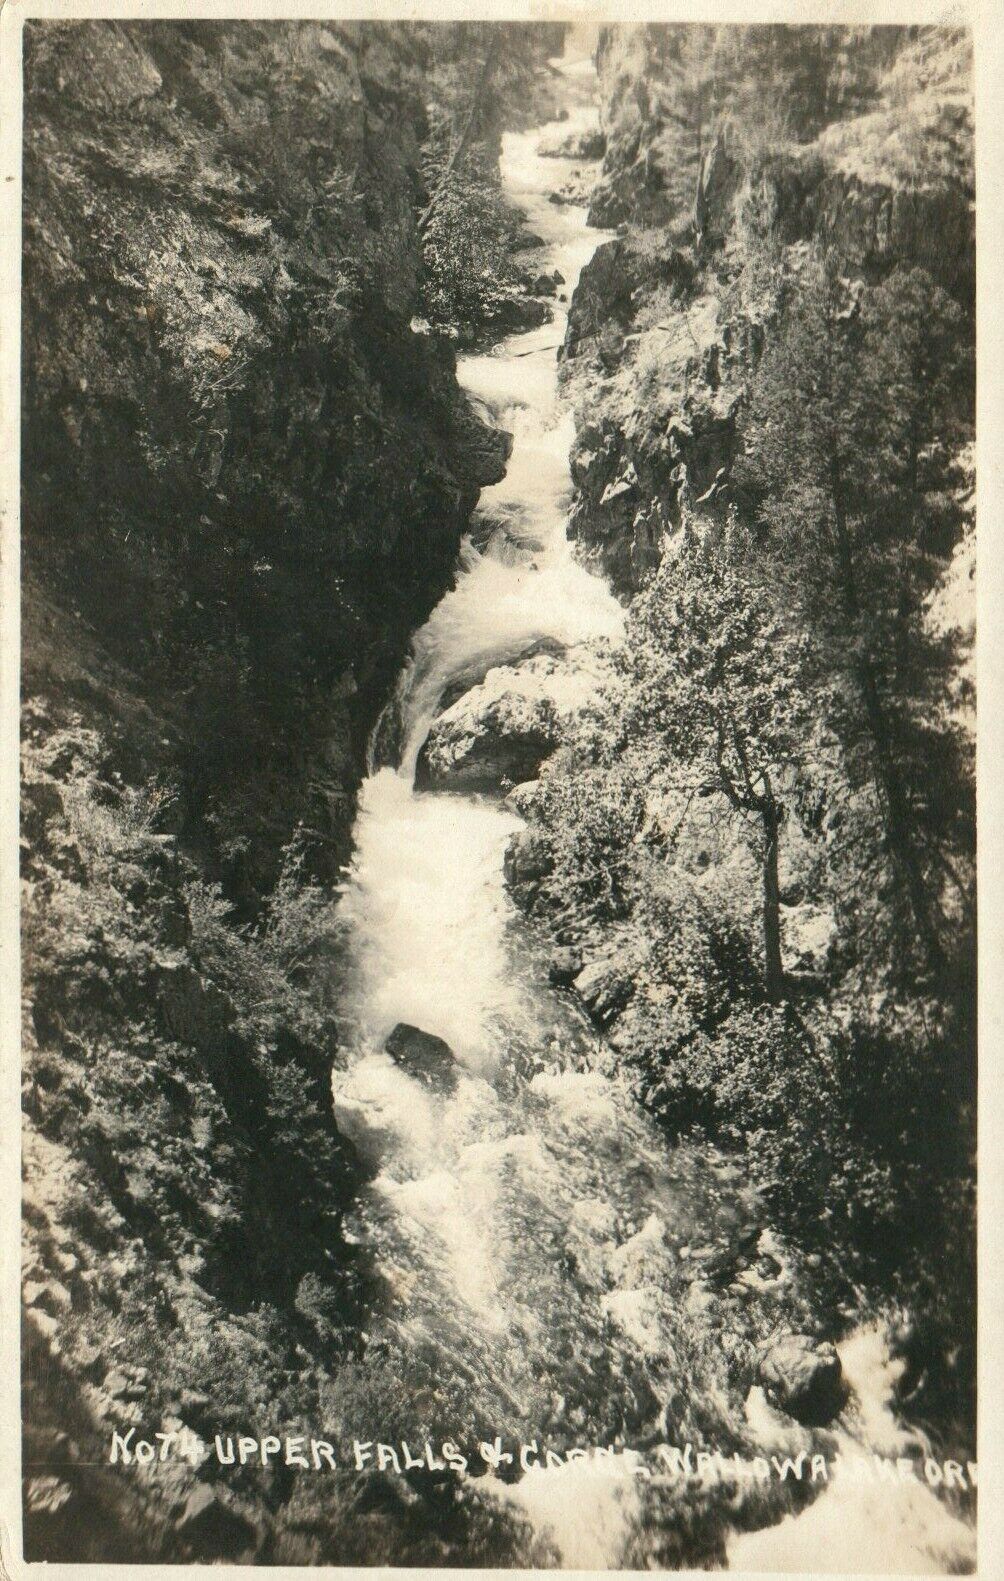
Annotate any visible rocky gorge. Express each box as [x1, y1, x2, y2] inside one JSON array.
[[20, 20, 976, 1572], [20, 18, 562, 1562]]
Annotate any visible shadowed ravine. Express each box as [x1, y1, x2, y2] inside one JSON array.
[[330, 41, 975, 1574]]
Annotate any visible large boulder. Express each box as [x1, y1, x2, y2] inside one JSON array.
[[384, 1024, 457, 1095], [177, 1484, 255, 1560], [418, 690, 559, 794], [758, 1334, 846, 1426], [503, 828, 554, 889], [418, 651, 605, 795]]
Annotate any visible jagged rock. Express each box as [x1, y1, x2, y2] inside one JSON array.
[[548, 947, 583, 986], [694, 131, 740, 242], [30, 22, 164, 112], [504, 828, 554, 888], [758, 1334, 846, 1426], [562, 236, 694, 362], [22, 21, 532, 893], [157, 963, 234, 1051], [384, 1024, 457, 1095], [177, 1484, 255, 1559], [451, 403, 513, 489], [418, 688, 559, 794], [419, 651, 605, 794], [573, 954, 634, 1025], [600, 463, 639, 504]]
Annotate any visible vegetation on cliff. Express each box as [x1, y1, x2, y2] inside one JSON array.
[[20, 19, 560, 1561], [417, 22, 563, 346], [20, 17, 977, 1564], [21, 20, 555, 898], [509, 23, 975, 1452]]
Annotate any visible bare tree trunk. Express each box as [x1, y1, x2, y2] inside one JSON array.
[[762, 799, 784, 1002], [718, 709, 786, 1001]]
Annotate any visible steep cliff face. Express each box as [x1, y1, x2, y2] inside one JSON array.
[[563, 24, 974, 592], [22, 20, 513, 896], [19, 20, 547, 1562]]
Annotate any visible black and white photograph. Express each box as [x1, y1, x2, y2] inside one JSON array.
[[5, 3, 986, 1572]]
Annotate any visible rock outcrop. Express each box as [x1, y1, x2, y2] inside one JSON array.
[[384, 1023, 458, 1094], [21, 20, 512, 892], [418, 649, 610, 793], [562, 25, 974, 593], [418, 688, 559, 791], [19, 19, 548, 1565], [503, 827, 554, 889]]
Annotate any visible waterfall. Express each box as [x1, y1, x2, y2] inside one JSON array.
[[328, 36, 976, 1574]]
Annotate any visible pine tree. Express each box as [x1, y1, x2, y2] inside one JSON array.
[[736, 248, 973, 978]]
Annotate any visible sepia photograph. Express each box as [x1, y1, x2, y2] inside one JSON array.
[[6, 3, 982, 1572]]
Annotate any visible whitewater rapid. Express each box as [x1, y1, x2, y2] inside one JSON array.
[[329, 39, 976, 1575]]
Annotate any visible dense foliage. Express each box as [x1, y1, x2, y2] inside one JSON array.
[[523, 235, 975, 1439], [418, 109, 531, 344], [416, 23, 561, 344]]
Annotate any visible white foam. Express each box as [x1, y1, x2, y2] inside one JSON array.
[[727, 1323, 975, 1575], [339, 769, 522, 1070], [484, 1456, 642, 1569]]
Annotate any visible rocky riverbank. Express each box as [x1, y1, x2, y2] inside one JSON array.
[[20, 19, 561, 1562], [19, 20, 977, 1569], [496, 22, 976, 1477]]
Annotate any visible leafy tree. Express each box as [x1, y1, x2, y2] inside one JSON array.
[[418, 152, 527, 343], [604, 542, 815, 999]]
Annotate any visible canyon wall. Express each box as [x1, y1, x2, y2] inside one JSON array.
[[19, 20, 553, 1561], [22, 20, 519, 896], [563, 24, 974, 593], [500, 21, 975, 1455]]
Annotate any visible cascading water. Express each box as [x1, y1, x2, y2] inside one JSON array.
[[330, 36, 976, 1573]]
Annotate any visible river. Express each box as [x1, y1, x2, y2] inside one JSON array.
[[328, 37, 976, 1575]]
